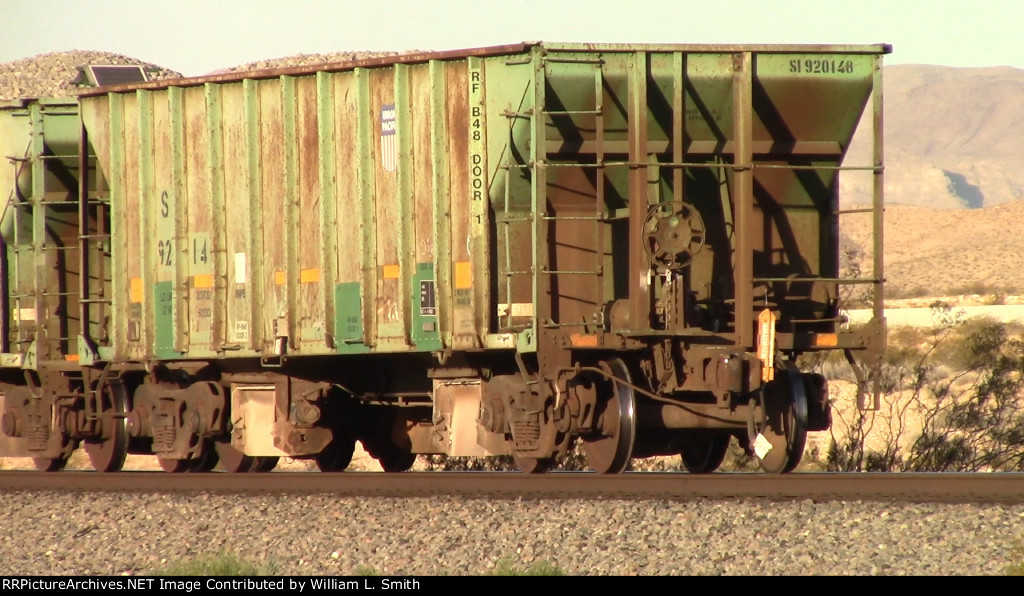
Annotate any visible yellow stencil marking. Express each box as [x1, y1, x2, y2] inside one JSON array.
[[274, 271, 286, 285], [300, 268, 321, 284], [382, 264, 400, 280], [454, 261, 472, 290], [193, 274, 214, 289], [129, 277, 143, 304]]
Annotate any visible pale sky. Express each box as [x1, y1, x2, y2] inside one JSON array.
[[3, 0, 1023, 77]]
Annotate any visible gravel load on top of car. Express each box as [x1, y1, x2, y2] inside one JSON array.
[[0, 50, 182, 100], [221, 50, 410, 73], [0, 49, 416, 100]]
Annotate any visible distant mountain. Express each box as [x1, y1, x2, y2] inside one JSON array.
[[836, 64, 1024, 295], [842, 64, 1024, 209]]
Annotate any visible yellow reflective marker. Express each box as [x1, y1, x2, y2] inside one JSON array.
[[757, 308, 776, 382]]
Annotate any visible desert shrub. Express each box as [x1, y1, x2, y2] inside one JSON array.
[[886, 284, 931, 300], [946, 282, 1012, 300], [824, 310, 1024, 472]]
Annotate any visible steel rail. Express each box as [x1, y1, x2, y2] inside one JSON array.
[[1, 471, 1022, 505]]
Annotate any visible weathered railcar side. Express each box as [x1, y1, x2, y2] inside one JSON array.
[[1, 43, 889, 474], [79, 63, 489, 362]]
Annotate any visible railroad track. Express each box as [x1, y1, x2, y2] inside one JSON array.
[[2, 471, 1022, 504]]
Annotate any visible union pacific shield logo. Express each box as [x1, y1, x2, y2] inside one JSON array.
[[380, 104, 397, 172]]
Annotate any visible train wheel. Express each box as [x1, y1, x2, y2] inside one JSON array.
[[187, 441, 220, 472], [512, 454, 554, 474], [679, 433, 730, 474], [252, 457, 279, 472], [33, 457, 67, 472], [157, 457, 189, 473], [315, 434, 355, 472], [750, 368, 808, 474], [84, 379, 130, 473], [214, 441, 256, 473], [377, 449, 416, 473], [582, 358, 636, 474]]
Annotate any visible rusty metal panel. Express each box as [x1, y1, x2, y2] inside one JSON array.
[[369, 68, 405, 348], [180, 86, 213, 355], [219, 83, 255, 352], [136, 90, 155, 359], [444, 62, 477, 350], [293, 76, 326, 350], [150, 91, 173, 316], [119, 93, 146, 361], [206, 84, 227, 352], [257, 79, 286, 356], [426, 61, 451, 350], [243, 80, 264, 352], [409, 62, 441, 351], [315, 72, 338, 353], [330, 71, 366, 354], [87, 49, 523, 362]]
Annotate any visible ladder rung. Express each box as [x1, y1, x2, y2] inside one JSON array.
[[752, 163, 882, 172], [541, 269, 602, 275], [543, 109, 602, 116], [10, 198, 108, 206], [543, 162, 608, 169], [541, 215, 603, 221], [753, 277, 882, 284], [79, 299, 112, 304], [791, 317, 846, 324]]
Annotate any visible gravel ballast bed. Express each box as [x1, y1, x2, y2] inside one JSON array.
[[1, 491, 1022, 576]]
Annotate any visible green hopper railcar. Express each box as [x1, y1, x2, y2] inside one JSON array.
[[0, 42, 889, 473]]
